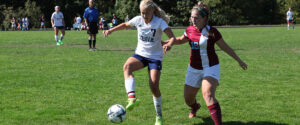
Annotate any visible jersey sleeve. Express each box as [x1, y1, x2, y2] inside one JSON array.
[[83, 9, 88, 19], [128, 16, 139, 27], [160, 19, 169, 31], [51, 13, 54, 20], [211, 27, 222, 43], [183, 27, 190, 39]]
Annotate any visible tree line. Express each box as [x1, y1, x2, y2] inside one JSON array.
[[0, 0, 299, 29]]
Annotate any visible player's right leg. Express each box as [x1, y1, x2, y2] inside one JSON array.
[[184, 85, 201, 118], [287, 20, 290, 30], [184, 66, 202, 118], [123, 56, 145, 111], [54, 27, 60, 46], [88, 35, 93, 51]]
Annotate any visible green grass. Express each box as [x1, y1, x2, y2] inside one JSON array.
[[0, 27, 299, 125]]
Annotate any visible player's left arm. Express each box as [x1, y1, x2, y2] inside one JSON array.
[[163, 28, 176, 54], [62, 18, 65, 27], [216, 38, 247, 70]]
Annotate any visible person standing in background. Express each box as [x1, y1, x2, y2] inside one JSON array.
[[287, 8, 295, 30], [40, 15, 46, 30], [76, 16, 82, 31], [51, 6, 66, 46], [11, 17, 16, 31], [83, 0, 100, 51], [112, 13, 118, 27]]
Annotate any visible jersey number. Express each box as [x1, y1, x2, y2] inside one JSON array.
[[151, 29, 156, 37], [191, 41, 200, 49]]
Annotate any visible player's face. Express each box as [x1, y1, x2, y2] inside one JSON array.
[[140, 7, 154, 23], [191, 10, 206, 28], [89, 0, 94, 7], [55, 7, 60, 12]]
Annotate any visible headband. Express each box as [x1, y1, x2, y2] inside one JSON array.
[[198, 8, 207, 17]]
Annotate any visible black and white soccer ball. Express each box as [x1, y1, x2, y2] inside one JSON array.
[[107, 104, 126, 123]]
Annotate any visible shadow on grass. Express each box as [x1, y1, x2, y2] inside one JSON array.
[[193, 117, 288, 125], [98, 49, 135, 52]]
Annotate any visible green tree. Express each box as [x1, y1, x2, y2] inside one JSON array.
[[2, 5, 16, 30], [114, 0, 139, 22], [21, 0, 42, 28]]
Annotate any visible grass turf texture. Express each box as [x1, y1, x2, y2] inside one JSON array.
[[0, 27, 299, 125]]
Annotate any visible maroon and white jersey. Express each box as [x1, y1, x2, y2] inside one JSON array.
[[184, 25, 222, 70]]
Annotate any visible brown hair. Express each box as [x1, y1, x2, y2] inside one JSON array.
[[191, 4, 214, 37]]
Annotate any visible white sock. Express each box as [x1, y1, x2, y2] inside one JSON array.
[[60, 35, 64, 41], [125, 78, 135, 93], [153, 96, 162, 116], [55, 35, 58, 42], [288, 25, 290, 30]]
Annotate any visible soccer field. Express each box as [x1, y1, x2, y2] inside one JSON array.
[[0, 27, 299, 125]]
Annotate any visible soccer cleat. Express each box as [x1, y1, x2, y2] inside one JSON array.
[[189, 103, 201, 118], [126, 98, 140, 111], [58, 40, 64, 45], [88, 48, 94, 51], [93, 48, 98, 51], [56, 42, 60, 46], [155, 116, 163, 125]]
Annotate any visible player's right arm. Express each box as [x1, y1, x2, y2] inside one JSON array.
[[103, 22, 131, 37], [162, 35, 189, 45], [84, 18, 89, 30], [51, 13, 54, 27]]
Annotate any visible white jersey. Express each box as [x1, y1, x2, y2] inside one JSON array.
[[128, 16, 169, 61], [76, 17, 82, 24], [287, 11, 293, 20], [51, 12, 64, 26]]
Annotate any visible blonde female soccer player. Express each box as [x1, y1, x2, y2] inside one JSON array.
[[103, 0, 175, 124], [164, 4, 247, 125], [286, 8, 295, 30], [51, 6, 65, 46]]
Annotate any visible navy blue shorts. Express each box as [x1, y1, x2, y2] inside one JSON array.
[[132, 54, 162, 71], [55, 26, 65, 29]]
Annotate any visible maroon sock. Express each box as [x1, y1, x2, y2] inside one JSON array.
[[208, 103, 222, 125], [190, 102, 200, 109]]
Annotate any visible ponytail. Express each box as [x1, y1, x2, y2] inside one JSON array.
[[140, 0, 170, 24]]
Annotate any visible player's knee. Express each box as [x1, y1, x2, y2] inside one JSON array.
[[149, 81, 159, 90], [202, 91, 214, 102], [123, 63, 132, 72]]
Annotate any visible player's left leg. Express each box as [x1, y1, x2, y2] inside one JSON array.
[[202, 77, 222, 125], [92, 34, 97, 50], [59, 28, 65, 45], [148, 69, 163, 125]]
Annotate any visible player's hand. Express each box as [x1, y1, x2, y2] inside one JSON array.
[[103, 30, 112, 37], [161, 40, 168, 46], [86, 26, 89, 30], [163, 43, 172, 54], [239, 60, 247, 70]]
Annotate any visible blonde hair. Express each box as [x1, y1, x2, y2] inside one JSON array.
[[140, 0, 170, 24]]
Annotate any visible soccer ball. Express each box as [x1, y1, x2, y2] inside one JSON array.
[[107, 104, 126, 123]]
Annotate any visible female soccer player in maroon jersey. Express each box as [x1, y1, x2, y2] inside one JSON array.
[[164, 4, 247, 125]]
